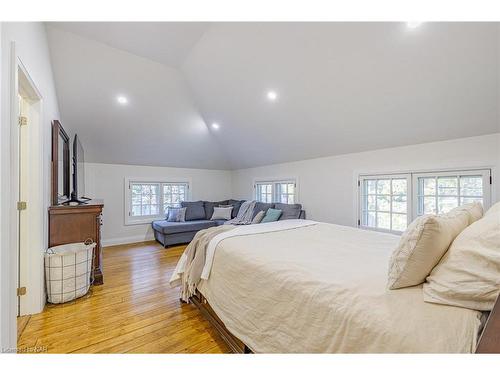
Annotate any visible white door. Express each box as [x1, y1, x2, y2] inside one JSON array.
[[17, 95, 29, 316]]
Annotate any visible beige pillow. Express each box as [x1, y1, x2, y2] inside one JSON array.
[[484, 201, 500, 218], [387, 211, 470, 289], [449, 202, 483, 224], [423, 213, 500, 310], [251, 210, 266, 224]]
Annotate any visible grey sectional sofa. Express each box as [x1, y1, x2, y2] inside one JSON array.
[[152, 200, 305, 247]]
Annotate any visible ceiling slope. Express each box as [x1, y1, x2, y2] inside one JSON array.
[[47, 22, 209, 67], [182, 22, 499, 169], [47, 22, 499, 170], [46, 25, 231, 169]]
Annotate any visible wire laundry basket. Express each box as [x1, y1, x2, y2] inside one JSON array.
[[44, 239, 96, 304]]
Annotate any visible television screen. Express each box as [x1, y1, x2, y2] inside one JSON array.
[[72, 135, 86, 200]]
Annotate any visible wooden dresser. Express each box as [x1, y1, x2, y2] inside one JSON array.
[[48, 200, 104, 285]]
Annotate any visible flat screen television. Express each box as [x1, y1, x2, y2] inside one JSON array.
[[70, 134, 91, 203]]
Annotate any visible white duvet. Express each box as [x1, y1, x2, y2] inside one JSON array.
[[197, 221, 484, 353]]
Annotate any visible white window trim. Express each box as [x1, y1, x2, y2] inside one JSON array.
[[124, 177, 192, 225], [356, 168, 493, 234], [253, 177, 299, 203], [411, 169, 491, 218]]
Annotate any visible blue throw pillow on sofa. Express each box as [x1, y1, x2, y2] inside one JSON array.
[[252, 202, 275, 219], [181, 201, 206, 221], [261, 208, 282, 223], [166, 207, 186, 222]]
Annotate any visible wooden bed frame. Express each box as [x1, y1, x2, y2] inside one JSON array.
[[190, 291, 252, 353], [191, 290, 500, 354]]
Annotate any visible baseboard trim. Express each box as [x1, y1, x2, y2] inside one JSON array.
[[102, 234, 155, 247]]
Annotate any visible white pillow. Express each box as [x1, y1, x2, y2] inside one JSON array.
[[449, 202, 483, 224], [387, 210, 470, 289], [423, 213, 500, 310], [485, 201, 500, 218], [211, 206, 232, 220]]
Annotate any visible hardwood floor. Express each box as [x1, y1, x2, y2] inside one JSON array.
[[17, 241, 231, 353]]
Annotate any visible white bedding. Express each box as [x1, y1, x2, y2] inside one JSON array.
[[201, 219, 318, 279], [197, 222, 484, 353]]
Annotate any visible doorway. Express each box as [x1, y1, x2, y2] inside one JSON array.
[[12, 59, 44, 320]]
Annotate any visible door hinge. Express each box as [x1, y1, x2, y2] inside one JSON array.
[[18, 116, 28, 126], [358, 180, 360, 187], [17, 287, 26, 296], [490, 175, 493, 185], [17, 201, 27, 210], [357, 219, 361, 226]]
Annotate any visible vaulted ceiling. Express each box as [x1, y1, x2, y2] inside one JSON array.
[[46, 22, 500, 170]]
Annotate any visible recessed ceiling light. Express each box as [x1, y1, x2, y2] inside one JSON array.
[[406, 22, 423, 29], [211, 122, 220, 130], [117, 95, 128, 105], [266, 90, 278, 101]]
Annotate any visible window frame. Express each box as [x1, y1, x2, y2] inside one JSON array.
[[411, 169, 491, 217], [124, 177, 191, 225], [254, 178, 298, 204], [357, 168, 492, 234]]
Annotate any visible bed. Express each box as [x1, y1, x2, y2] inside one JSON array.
[[175, 220, 486, 353]]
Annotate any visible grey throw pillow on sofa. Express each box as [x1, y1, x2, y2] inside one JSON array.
[[166, 207, 186, 222], [181, 201, 206, 221], [204, 200, 228, 220], [211, 207, 232, 220]]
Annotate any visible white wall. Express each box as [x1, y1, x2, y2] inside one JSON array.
[[231, 134, 500, 227], [88, 134, 499, 250], [0, 22, 61, 349], [85, 163, 232, 246]]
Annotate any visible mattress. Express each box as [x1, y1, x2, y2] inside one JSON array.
[[197, 222, 483, 353]]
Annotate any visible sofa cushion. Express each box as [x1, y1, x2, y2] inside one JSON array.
[[227, 199, 245, 218], [152, 220, 216, 235], [275, 203, 302, 220], [212, 219, 227, 226], [204, 200, 228, 220], [252, 202, 275, 219], [181, 201, 206, 221]]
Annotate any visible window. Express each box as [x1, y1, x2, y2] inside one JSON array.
[[130, 183, 160, 217], [255, 179, 297, 204], [414, 172, 488, 215], [276, 182, 295, 204], [125, 179, 190, 224], [359, 169, 491, 234], [256, 183, 273, 203], [162, 183, 188, 212], [359, 175, 410, 233]]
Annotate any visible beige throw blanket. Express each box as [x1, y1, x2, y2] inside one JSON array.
[[169, 225, 235, 302]]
